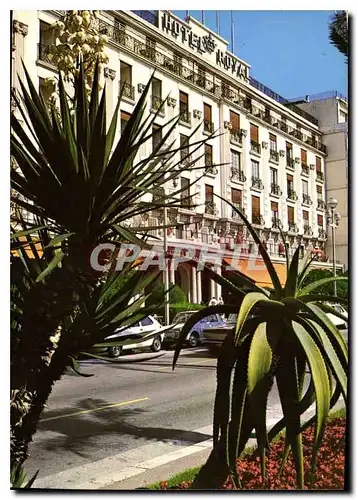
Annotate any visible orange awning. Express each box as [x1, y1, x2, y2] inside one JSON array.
[[11, 236, 43, 259], [223, 257, 287, 288]]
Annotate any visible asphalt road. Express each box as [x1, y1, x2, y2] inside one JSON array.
[[24, 331, 347, 483]]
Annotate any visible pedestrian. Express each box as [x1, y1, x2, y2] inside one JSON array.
[[218, 296, 224, 305], [209, 297, 218, 306]]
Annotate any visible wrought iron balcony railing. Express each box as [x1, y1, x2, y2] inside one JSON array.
[[303, 225, 313, 236], [229, 129, 243, 145], [151, 95, 165, 112], [204, 119, 214, 133], [270, 183, 282, 196], [318, 227, 327, 239], [251, 177, 264, 190], [287, 189, 298, 201], [119, 80, 135, 101], [301, 164, 310, 176], [286, 157, 295, 169], [231, 204, 245, 219], [288, 221, 299, 233], [270, 150, 279, 162], [231, 167, 246, 183], [250, 140, 261, 155], [205, 201, 217, 215], [179, 109, 191, 124], [317, 199, 326, 210], [302, 194, 313, 206], [272, 217, 283, 229], [316, 171, 324, 182], [252, 214, 265, 226]]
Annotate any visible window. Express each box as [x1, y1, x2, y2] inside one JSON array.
[[302, 180, 308, 195], [205, 144, 213, 166], [317, 185, 323, 199], [152, 77, 162, 98], [120, 111, 131, 133], [145, 36, 156, 59], [39, 20, 54, 46], [181, 177, 190, 206], [231, 150, 241, 169], [301, 148, 307, 166], [120, 61, 132, 85], [141, 317, 154, 326], [180, 134, 189, 161], [205, 184, 213, 203], [287, 206, 295, 223], [269, 133, 277, 152], [250, 123, 259, 143], [204, 103, 213, 132], [39, 77, 52, 105], [152, 124, 162, 151], [270, 167, 278, 185], [317, 214, 323, 227], [231, 188, 242, 206], [316, 156, 322, 172], [271, 201, 278, 219], [286, 141, 293, 159], [251, 195, 260, 217], [302, 210, 309, 222], [287, 174, 294, 192], [179, 91, 189, 115], [230, 110, 240, 131], [251, 160, 259, 178]]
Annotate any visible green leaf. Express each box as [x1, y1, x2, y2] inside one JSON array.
[[10, 226, 47, 239], [35, 251, 64, 282], [284, 245, 301, 297], [68, 356, 94, 377], [247, 323, 272, 394], [298, 276, 348, 296], [44, 232, 75, 248]]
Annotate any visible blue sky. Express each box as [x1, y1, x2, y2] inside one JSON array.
[[171, 10, 348, 100]]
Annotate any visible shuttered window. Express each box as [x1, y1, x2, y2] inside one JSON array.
[[205, 144, 213, 166], [301, 148, 307, 165], [180, 134, 189, 160], [205, 184, 213, 203], [316, 156, 322, 172], [317, 214, 323, 226], [232, 188, 242, 205], [251, 160, 259, 178], [230, 110, 240, 131], [152, 124, 162, 151], [287, 206, 294, 222], [269, 133, 277, 151], [231, 149, 240, 168], [121, 111, 131, 133], [251, 195, 260, 216], [302, 210, 309, 220], [271, 201, 278, 212], [270, 168, 278, 185], [302, 180, 308, 195], [317, 185, 322, 199], [179, 91, 188, 112], [204, 103, 212, 122], [181, 177, 190, 205], [250, 123, 259, 143], [286, 141, 293, 158]]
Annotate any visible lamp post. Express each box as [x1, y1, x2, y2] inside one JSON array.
[[326, 198, 341, 296]]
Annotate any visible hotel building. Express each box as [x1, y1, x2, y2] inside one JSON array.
[[11, 10, 344, 303]]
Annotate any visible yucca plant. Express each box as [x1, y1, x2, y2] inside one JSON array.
[[10, 57, 218, 475], [173, 199, 348, 490]]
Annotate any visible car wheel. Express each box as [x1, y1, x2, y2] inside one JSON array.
[[188, 332, 200, 348], [108, 346, 122, 358], [151, 336, 162, 352]]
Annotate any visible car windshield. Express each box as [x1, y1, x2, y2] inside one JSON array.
[[173, 312, 195, 324]]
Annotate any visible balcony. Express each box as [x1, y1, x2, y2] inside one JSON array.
[[316, 171, 324, 182], [231, 167, 246, 183], [230, 129, 243, 146], [287, 189, 298, 201], [317, 199, 326, 211], [119, 80, 135, 101], [151, 95, 165, 113], [302, 193, 313, 206], [231, 204, 245, 219], [286, 157, 295, 170], [205, 201, 218, 215], [303, 225, 313, 236], [37, 43, 54, 66], [301, 164, 310, 176], [288, 221, 299, 233], [252, 214, 265, 226], [269, 150, 279, 163], [270, 183, 282, 196], [318, 227, 327, 239], [179, 109, 191, 125], [204, 119, 214, 134], [272, 217, 283, 229], [251, 177, 264, 190], [290, 129, 303, 141], [250, 140, 261, 155], [251, 105, 265, 120]]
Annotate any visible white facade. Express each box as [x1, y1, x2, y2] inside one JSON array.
[[12, 10, 340, 302]]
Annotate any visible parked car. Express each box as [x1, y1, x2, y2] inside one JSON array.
[[202, 313, 238, 347], [164, 311, 226, 348], [326, 303, 348, 329], [93, 315, 165, 358]]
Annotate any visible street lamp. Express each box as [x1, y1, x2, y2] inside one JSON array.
[[326, 197, 341, 296]]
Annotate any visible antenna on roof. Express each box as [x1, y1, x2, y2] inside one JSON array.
[[216, 11, 220, 35], [231, 11, 235, 53], [202, 11, 205, 24]]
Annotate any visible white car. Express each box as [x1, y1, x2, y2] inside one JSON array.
[[164, 311, 226, 347], [326, 303, 348, 329], [104, 315, 165, 358]]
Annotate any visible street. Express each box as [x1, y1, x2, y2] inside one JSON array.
[[25, 333, 347, 486]]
